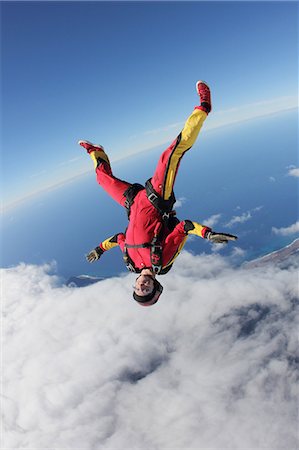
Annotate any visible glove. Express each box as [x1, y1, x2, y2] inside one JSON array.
[[86, 246, 104, 263], [205, 231, 238, 244]]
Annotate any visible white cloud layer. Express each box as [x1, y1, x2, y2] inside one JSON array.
[[2, 252, 298, 449], [272, 221, 299, 236]]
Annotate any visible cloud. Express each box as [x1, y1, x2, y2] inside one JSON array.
[[202, 213, 222, 228], [2, 252, 298, 449], [29, 170, 47, 179], [225, 206, 263, 228], [143, 122, 183, 137], [226, 211, 252, 227], [287, 167, 299, 178], [129, 96, 298, 143], [230, 246, 247, 259], [174, 197, 187, 209], [58, 156, 82, 167], [206, 95, 298, 132], [272, 221, 299, 236]]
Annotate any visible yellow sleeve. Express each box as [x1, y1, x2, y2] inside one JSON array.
[[100, 234, 119, 252], [184, 220, 210, 239]]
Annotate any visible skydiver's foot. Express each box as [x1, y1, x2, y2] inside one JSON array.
[[78, 140, 110, 166], [196, 81, 212, 114], [78, 140, 105, 154]]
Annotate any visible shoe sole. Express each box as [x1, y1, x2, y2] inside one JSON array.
[[196, 80, 210, 94], [78, 140, 105, 151]]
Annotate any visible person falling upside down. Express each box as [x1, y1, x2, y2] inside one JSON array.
[[79, 81, 237, 307]]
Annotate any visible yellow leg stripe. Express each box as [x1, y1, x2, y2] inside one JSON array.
[[89, 150, 110, 169], [90, 152, 99, 169], [164, 236, 188, 268], [163, 109, 207, 200]]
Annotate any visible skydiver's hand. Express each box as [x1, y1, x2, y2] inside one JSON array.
[[86, 246, 104, 263], [205, 231, 238, 244]]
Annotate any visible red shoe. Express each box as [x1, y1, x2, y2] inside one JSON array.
[[78, 140, 105, 154], [195, 81, 212, 114], [78, 140, 110, 166]]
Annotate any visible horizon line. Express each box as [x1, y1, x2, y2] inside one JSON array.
[[2, 101, 298, 214]]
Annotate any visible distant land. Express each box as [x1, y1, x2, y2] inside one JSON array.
[[244, 238, 299, 269], [67, 274, 104, 288]]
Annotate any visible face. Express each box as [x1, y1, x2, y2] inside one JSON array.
[[134, 274, 155, 297]]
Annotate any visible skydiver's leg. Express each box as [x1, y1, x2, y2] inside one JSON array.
[[150, 81, 211, 201], [150, 108, 208, 200], [79, 140, 131, 207], [95, 163, 132, 207]]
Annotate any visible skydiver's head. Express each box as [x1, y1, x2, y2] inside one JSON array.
[[133, 269, 163, 306]]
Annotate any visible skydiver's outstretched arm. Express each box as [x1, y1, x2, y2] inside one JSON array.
[[162, 220, 210, 267], [162, 220, 238, 269], [86, 233, 125, 263], [184, 220, 238, 243]]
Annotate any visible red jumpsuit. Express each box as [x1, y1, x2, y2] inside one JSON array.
[[93, 107, 210, 273]]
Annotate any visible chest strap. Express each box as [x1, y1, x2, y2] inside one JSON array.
[[123, 223, 164, 274]]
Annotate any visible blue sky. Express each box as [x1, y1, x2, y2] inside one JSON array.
[[1, 1, 298, 209]]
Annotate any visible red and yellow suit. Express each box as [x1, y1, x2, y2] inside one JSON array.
[[91, 107, 210, 273]]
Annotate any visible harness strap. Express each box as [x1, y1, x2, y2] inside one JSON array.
[[125, 243, 151, 249], [122, 182, 177, 274], [123, 244, 174, 275], [123, 249, 140, 273], [123, 183, 145, 218], [150, 243, 163, 274], [124, 222, 164, 274], [145, 179, 176, 219]]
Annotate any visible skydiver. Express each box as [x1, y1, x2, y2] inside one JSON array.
[[79, 81, 237, 307]]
